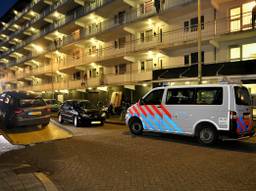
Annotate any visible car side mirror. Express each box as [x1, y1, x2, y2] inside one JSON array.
[[139, 98, 145, 105]]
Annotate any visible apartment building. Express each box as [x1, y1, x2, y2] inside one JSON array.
[[0, 0, 256, 104]]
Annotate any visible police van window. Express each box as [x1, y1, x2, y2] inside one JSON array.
[[142, 89, 164, 105], [196, 88, 223, 105], [166, 88, 195, 105], [234, 86, 251, 106]]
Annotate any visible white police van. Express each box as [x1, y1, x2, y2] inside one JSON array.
[[125, 84, 255, 145]]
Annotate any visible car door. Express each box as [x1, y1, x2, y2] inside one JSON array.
[[163, 88, 195, 134], [61, 102, 71, 121], [138, 89, 165, 132]]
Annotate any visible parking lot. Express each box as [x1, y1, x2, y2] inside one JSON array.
[[0, 121, 256, 191]]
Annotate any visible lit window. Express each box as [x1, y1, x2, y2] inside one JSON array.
[[242, 1, 256, 30], [230, 47, 241, 61], [230, 7, 241, 32], [242, 43, 256, 60]]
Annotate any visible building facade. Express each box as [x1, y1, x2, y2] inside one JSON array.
[[0, 0, 256, 105]]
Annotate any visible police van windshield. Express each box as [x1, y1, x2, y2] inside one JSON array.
[[234, 86, 251, 106]]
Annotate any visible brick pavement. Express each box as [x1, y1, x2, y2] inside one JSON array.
[[0, 123, 256, 191], [0, 166, 46, 191]]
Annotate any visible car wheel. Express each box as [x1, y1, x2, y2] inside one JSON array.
[[73, 116, 80, 127], [58, 114, 63, 124], [197, 126, 217, 145], [129, 118, 143, 135]]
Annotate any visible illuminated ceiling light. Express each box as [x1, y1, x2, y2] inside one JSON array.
[[13, 10, 19, 15], [185, 81, 190, 85], [31, 44, 44, 53], [202, 81, 208, 84], [90, 62, 97, 67], [53, 11, 60, 18], [13, 24, 20, 29], [29, 11, 36, 16], [60, 89, 69, 94], [97, 86, 108, 91], [142, 83, 148, 87], [88, 87, 92, 90], [1, 22, 6, 26]]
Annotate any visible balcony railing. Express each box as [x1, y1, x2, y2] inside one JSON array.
[[0, 0, 70, 48], [0, 0, 43, 34], [4, 0, 193, 67], [1, 0, 113, 60]]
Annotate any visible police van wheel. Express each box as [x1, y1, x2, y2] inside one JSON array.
[[197, 126, 217, 145], [129, 118, 143, 135]]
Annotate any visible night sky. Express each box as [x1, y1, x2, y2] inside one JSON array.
[[0, 0, 18, 18]]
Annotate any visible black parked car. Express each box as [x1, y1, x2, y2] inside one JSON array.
[[58, 100, 105, 127], [0, 91, 51, 128]]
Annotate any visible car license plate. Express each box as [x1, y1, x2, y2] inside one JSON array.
[[28, 111, 42, 116], [91, 121, 101, 125]]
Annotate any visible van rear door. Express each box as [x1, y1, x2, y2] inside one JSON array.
[[234, 86, 253, 135]]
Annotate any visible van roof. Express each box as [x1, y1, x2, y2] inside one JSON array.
[[153, 83, 243, 90]]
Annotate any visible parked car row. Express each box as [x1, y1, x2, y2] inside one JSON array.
[[0, 84, 255, 146]]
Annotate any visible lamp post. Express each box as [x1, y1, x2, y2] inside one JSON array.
[[198, 0, 202, 84]]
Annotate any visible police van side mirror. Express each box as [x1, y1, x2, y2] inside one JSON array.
[[139, 98, 145, 105]]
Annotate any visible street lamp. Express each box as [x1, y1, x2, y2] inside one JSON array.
[[198, 0, 202, 84]]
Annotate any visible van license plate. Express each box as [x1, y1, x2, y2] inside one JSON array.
[[28, 111, 42, 116], [91, 121, 101, 124]]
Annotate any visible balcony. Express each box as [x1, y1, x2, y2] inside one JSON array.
[[1, 0, 114, 61], [0, 0, 42, 34], [4, 0, 194, 67], [104, 71, 152, 85], [0, 0, 70, 48]]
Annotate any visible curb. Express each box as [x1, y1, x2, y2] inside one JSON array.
[[50, 119, 74, 134], [105, 120, 125, 125]]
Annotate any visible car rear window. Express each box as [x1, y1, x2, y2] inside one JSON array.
[[78, 101, 96, 109], [19, 98, 46, 108], [234, 86, 251, 106]]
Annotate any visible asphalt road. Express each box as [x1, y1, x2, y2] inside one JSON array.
[[0, 122, 256, 191]]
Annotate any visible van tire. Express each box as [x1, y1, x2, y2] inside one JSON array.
[[129, 118, 143, 135], [197, 125, 217, 145]]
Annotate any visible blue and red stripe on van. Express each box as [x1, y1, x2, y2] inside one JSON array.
[[127, 103, 183, 133], [236, 117, 253, 135]]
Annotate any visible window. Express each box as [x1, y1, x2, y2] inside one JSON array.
[[234, 86, 251, 105], [89, 68, 97, 78], [166, 89, 195, 105], [118, 37, 126, 48], [140, 32, 145, 42], [115, 64, 126, 75], [19, 98, 46, 107], [230, 7, 241, 32], [184, 21, 189, 32], [184, 55, 190, 65], [191, 51, 204, 65], [242, 43, 256, 60], [145, 29, 153, 42], [196, 88, 223, 105], [140, 61, 145, 72], [230, 43, 256, 61], [230, 46, 241, 61], [190, 16, 204, 32], [142, 89, 164, 105], [230, 2, 256, 32], [119, 64, 126, 74]]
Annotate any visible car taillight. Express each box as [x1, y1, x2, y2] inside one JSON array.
[[15, 108, 24, 115], [230, 111, 237, 120]]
